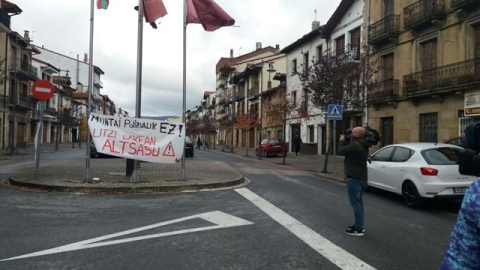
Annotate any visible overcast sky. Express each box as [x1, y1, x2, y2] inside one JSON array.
[[11, 0, 341, 117]]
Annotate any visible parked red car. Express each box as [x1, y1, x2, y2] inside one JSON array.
[[256, 138, 287, 157]]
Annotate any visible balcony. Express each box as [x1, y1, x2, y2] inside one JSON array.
[[367, 79, 399, 108], [94, 77, 103, 88], [451, 0, 480, 10], [247, 86, 259, 99], [11, 58, 37, 81], [368, 14, 400, 46], [404, 0, 445, 31], [403, 58, 480, 100], [235, 90, 245, 101]]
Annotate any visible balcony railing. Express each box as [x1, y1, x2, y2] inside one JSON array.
[[367, 79, 399, 104], [451, 0, 480, 10], [403, 58, 480, 97], [11, 58, 37, 81], [235, 89, 245, 101], [248, 87, 259, 99], [404, 0, 445, 30], [368, 14, 400, 45]]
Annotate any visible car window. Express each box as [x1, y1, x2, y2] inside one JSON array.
[[391, 147, 413, 162], [261, 139, 268, 145], [371, 147, 395, 161], [422, 148, 459, 165], [185, 136, 191, 143], [270, 139, 279, 145]]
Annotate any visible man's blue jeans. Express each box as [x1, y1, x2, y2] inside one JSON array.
[[347, 177, 368, 230]]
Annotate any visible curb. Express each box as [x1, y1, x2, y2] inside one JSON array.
[[6, 175, 246, 194]]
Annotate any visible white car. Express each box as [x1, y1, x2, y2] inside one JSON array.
[[367, 142, 476, 208]]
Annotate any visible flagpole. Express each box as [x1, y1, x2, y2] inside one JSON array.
[[130, 0, 144, 183], [181, 0, 187, 180], [85, 0, 94, 181]]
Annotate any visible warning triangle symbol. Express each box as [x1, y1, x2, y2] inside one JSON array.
[[162, 142, 175, 157], [332, 106, 339, 116]]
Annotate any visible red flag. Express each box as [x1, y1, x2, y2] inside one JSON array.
[[97, 0, 109, 9], [140, 0, 168, 26], [186, 0, 235, 32]]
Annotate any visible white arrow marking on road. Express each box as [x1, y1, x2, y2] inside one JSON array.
[[235, 188, 377, 270], [0, 211, 253, 262]]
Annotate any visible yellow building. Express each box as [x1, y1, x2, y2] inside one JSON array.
[[367, 0, 480, 149]]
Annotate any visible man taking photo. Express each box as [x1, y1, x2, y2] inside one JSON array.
[[338, 126, 372, 236]]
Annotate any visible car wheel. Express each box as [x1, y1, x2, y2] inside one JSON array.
[[402, 181, 423, 208]]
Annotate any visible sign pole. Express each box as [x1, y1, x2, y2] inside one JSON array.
[[35, 101, 44, 174], [333, 120, 336, 174]]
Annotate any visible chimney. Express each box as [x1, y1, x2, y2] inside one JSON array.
[[312, 21, 320, 30], [256, 42, 262, 50], [230, 49, 234, 58], [23, 30, 30, 41], [84, 53, 88, 63], [275, 44, 280, 53]]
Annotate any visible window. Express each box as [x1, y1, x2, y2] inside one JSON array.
[[335, 35, 345, 56], [350, 28, 361, 60], [419, 112, 438, 142], [422, 148, 459, 165], [308, 125, 314, 143], [384, 0, 394, 16], [372, 146, 394, 161], [391, 147, 412, 162], [382, 53, 394, 80], [316, 45, 323, 61], [474, 24, 480, 58], [291, 59, 297, 75], [420, 39, 437, 71], [277, 130, 283, 140], [303, 51, 309, 70], [292, 91, 297, 106]]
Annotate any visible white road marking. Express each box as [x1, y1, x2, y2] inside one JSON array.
[[0, 211, 253, 262], [235, 187, 376, 270]]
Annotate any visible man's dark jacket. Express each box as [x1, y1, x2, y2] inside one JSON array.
[[338, 138, 371, 182]]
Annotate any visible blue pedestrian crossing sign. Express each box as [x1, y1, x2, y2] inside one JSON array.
[[327, 104, 343, 120]]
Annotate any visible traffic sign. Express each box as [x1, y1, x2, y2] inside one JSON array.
[[327, 104, 343, 120], [31, 80, 55, 101]]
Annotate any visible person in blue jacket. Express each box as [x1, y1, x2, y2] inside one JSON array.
[[439, 179, 480, 269]]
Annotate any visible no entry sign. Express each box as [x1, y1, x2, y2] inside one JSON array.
[[32, 80, 55, 101]]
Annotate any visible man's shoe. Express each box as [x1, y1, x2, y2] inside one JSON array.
[[347, 225, 365, 233], [345, 227, 364, 236]]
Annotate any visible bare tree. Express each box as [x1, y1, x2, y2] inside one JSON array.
[[299, 47, 375, 173], [235, 112, 259, 157], [263, 84, 309, 165]]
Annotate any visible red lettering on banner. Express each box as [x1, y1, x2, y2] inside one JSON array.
[[122, 135, 156, 145], [162, 142, 175, 157], [92, 128, 117, 138]]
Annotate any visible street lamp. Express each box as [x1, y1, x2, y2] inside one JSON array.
[[257, 60, 276, 160], [9, 32, 36, 155], [54, 69, 70, 151]]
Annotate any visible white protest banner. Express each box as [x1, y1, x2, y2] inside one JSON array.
[[88, 113, 185, 163]]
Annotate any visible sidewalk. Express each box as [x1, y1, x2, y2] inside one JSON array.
[[3, 143, 345, 194]]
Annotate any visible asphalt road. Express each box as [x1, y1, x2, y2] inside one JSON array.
[[0, 149, 460, 270]]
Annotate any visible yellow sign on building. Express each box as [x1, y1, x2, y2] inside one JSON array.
[[465, 91, 480, 116]]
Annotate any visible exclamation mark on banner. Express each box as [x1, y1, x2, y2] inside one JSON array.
[[162, 142, 175, 157]]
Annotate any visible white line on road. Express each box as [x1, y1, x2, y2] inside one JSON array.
[[0, 211, 253, 262], [235, 187, 376, 270]]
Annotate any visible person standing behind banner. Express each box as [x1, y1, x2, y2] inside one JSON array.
[[439, 178, 480, 270]]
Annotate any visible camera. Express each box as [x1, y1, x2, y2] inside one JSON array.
[[343, 126, 381, 146], [458, 122, 480, 177]]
